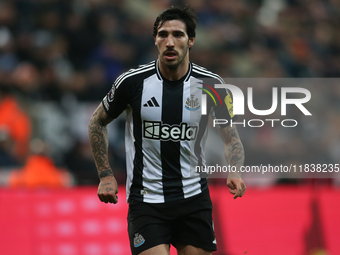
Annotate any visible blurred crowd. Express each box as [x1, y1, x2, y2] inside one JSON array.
[[0, 0, 339, 187]]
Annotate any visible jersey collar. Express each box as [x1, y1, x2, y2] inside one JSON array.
[[156, 59, 192, 83]]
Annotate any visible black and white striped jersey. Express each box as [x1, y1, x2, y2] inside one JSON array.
[[102, 60, 235, 203]]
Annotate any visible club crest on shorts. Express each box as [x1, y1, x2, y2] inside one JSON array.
[[185, 94, 200, 111], [133, 233, 145, 247]]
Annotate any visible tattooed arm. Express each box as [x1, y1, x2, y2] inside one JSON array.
[[89, 103, 118, 204], [217, 125, 246, 199]]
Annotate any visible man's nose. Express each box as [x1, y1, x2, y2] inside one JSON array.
[[166, 35, 174, 47]]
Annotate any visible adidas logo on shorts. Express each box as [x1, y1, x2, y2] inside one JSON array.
[[134, 233, 145, 247]]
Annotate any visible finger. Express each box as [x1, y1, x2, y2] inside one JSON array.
[[229, 188, 236, 195], [99, 194, 108, 203], [105, 187, 117, 203], [112, 186, 118, 203], [98, 192, 104, 202], [241, 183, 247, 196], [101, 192, 109, 203], [235, 181, 247, 199], [112, 188, 119, 204], [227, 179, 237, 195], [234, 182, 243, 199], [228, 181, 235, 194], [112, 194, 118, 204], [227, 180, 235, 189], [98, 186, 107, 202], [106, 194, 114, 203], [107, 192, 118, 204]]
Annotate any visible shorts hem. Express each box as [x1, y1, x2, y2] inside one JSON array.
[[131, 242, 170, 255], [172, 242, 217, 252]]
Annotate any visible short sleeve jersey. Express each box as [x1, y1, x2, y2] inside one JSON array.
[[102, 60, 236, 203]]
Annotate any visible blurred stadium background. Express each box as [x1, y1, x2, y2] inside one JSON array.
[[0, 0, 339, 254]]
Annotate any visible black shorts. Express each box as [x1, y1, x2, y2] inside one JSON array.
[[127, 189, 217, 255]]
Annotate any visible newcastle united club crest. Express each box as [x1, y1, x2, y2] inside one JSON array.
[[133, 233, 145, 247], [185, 94, 200, 111]]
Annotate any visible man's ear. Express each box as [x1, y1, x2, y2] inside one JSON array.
[[154, 37, 157, 46], [188, 37, 195, 49]]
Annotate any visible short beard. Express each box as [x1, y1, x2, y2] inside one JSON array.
[[162, 45, 189, 70], [166, 62, 180, 70]]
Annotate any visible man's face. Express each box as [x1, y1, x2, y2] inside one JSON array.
[[155, 19, 194, 69]]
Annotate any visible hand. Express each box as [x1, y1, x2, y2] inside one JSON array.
[[227, 173, 246, 199], [97, 176, 119, 204]]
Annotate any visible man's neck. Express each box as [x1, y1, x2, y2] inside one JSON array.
[[158, 56, 190, 81]]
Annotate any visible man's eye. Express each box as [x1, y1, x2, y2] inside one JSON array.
[[158, 33, 167, 38], [174, 33, 184, 37]]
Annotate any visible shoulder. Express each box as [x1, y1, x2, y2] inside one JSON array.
[[191, 62, 225, 84], [113, 60, 157, 89]]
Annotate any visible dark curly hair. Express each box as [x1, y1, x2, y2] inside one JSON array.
[[153, 6, 197, 38]]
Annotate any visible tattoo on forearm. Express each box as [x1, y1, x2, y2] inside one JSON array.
[[88, 104, 114, 179], [98, 169, 114, 179], [224, 125, 245, 170]]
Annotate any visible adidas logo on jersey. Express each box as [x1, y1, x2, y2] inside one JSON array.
[[144, 121, 198, 141], [143, 97, 160, 107]]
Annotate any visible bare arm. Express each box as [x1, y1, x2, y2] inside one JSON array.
[[217, 124, 246, 199], [88, 103, 118, 203]]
